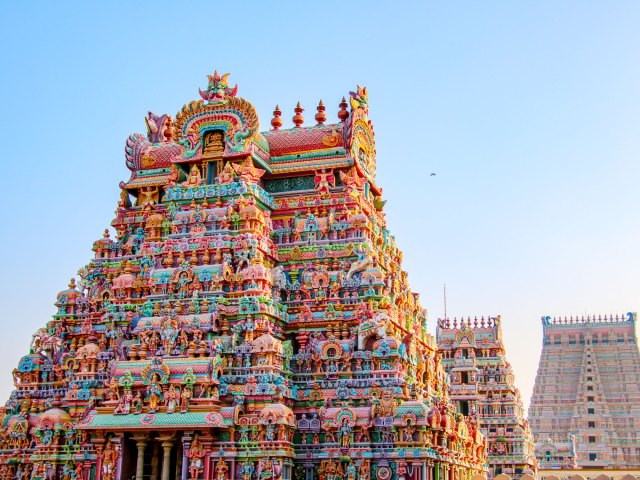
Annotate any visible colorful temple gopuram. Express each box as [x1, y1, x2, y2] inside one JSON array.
[[436, 317, 537, 479], [528, 313, 640, 469], [0, 72, 488, 480]]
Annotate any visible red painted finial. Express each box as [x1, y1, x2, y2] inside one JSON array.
[[315, 99, 327, 125], [271, 105, 283, 131], [292, 102, 304, 128], [338, 97, 349, 122]]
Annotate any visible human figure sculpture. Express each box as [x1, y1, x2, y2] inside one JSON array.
[[145, 380, 163, 413], [131, 392, 143, 414], [217, 162, 235, 184], [314, 169, 335, 194], [265, 423, 275, 442], [346, 244, 374, 280], [181, 386, 193, 412], [74, 462, 84, 480], [240, 461, 255, 480], [165, 385, 179, 414], [138, 186, 159, 207], [101, 441, 118, 480], [339, 417, 352, 448], [167, 164, 180, 185], [187, 436, 206, 480], [214, 458, 228, 480], [233, 157, 264, 184], [183, 164, 203, 187], [114, 390, 132, 415], [161, 318, 179, 352], [345, 463, 357, 480]]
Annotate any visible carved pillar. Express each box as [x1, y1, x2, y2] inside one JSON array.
[[116, 435, 126, 480], [161, 441, 173, 480], [135, 440, 147, 480], [175, 442, 183, 480], [203, 447, 211, 479], [181, 436, 191, 480], [94, 438, 106, 480], [151, 442, 160, 480]]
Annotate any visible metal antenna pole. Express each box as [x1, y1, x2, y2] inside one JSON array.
[[444, 284, 447, 320]]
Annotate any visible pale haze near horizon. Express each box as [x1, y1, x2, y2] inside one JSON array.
[[0, 2, 639, 411]]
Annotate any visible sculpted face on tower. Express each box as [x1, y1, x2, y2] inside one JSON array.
[[198, 70, 239, 104]]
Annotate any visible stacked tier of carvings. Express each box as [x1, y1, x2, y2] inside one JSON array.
[[0, 72, 487, 480]]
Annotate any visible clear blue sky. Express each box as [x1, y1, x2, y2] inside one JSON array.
[[1, 2, 639, 409]]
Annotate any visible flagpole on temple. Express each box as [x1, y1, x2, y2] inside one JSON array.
[[444, 284, 447, 320]]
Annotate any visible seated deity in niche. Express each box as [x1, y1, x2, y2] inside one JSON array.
[[182, 164, 203, 187], [203, 130, 225, 157]]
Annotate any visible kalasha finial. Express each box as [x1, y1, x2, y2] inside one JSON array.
[[103, 229, 110, 239], [69, 278, 76, 290], [292, 102, 305, 128], [315, 100, 327, 125], [338, 97, 349, 122], [271, 105, 283, 131]]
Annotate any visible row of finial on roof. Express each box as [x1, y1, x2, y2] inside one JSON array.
[[270, 99, 350, 130], [437, 316, 498, 329], [543, 313, 632, 325]]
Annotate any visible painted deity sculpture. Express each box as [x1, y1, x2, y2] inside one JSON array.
[[145, 380, 163, 413], [188, 436, 206, 480]]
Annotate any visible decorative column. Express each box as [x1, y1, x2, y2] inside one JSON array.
[[135, 440, 147, 480], [94, 438, 106, 480], [161, 441, 174, 480], [181, 433, 195, 480], [181, 437, 191, 480], [175, 442, 183, 480], [151, 442, 160, 480], [202, 439, 213, 480], [115, 436, 125, 480], [82, 461, 91, 480], [203, 450, 211, 479]]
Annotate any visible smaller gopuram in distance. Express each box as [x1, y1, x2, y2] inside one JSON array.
[[437, 316, 537, 479], [0, 72, 488, 480], [528, 313, 640, 469]]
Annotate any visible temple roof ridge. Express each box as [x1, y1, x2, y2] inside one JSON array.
[[541, 312, 636, 327], [437, 315, 501, 330]]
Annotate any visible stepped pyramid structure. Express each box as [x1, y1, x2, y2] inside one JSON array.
[[436, 316, 537, 479], [528, 313, 640, 469], [0, 73, 487, 480]]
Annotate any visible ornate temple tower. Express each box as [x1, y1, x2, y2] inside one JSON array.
[[437, 316, 537, 479], [528, 313, 640, 469], [0, 73, 487, 480]]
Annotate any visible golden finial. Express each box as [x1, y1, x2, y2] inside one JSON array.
[[271, 105, 283, 131], [292, 102, 304, 128], [315, 100, 327, 125], [338, 97, 349, 122]]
